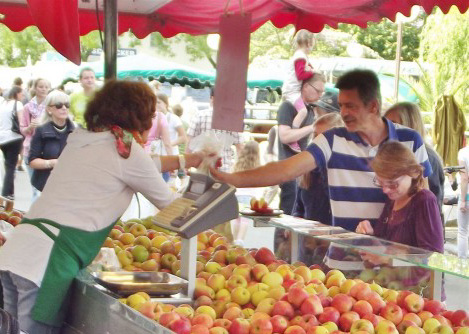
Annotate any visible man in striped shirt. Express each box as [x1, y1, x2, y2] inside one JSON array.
[[212, 69, 432, 231]]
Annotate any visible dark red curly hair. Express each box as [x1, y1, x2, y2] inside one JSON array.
[[84, 80, 156, 133]]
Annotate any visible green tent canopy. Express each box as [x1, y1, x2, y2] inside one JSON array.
[[87, 54, 216, 89]]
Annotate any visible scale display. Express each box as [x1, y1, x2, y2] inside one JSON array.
[[152, 173, 239, 238]]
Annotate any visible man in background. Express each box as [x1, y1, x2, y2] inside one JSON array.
[[70, 68, 96, 127]]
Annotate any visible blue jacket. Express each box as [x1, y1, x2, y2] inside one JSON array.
[[29, 119, 74, 191]]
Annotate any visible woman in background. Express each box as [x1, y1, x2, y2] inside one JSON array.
[[0, 86, 24, 203], [20, 78, 51, 200], [28, 90, 75, 194]]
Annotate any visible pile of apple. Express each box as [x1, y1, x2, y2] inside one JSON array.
[[0, 208, 23, 227], [127, 259, 469, 334], [102, 223, 469, 334], [103, 217, 180, 272], [250, 197, 274, 214]]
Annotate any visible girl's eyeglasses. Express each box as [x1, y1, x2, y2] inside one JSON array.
[[373, 175, 405, 190]]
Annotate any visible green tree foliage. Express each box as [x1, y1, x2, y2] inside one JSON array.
[[0, 25, 50, 66], [338, 14, 424, 61], [79, 31, 103, 61], [419, 7, 469, 113], [173, 35, 217, 68]]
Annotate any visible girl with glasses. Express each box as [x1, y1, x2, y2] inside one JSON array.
[[356, 141, 444, 253], [28, 90, 75, 195]]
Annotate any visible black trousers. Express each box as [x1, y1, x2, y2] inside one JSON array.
[[0, 139, 23, 197]]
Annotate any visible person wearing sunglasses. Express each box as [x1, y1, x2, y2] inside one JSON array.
[[28, 90, 75, 194], [356, 141, 444, 253]]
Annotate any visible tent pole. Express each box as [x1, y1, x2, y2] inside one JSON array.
[[104, 0, 117, 80], [394, 21, 403, 103]]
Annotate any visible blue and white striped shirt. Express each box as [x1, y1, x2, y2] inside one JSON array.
[[307, 118, 432, 231]]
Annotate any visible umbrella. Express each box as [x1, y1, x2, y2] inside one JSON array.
[[0, 0, 467, 64]]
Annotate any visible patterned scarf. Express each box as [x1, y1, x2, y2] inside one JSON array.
[[107, 125, 144, 159]]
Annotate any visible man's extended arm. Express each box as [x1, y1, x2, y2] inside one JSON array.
[[210, 151, 316, 188]]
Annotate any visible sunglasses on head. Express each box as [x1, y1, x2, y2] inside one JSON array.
[[51, 102, 70, 109]]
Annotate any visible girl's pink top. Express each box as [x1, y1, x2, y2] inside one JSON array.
[[144, 111, 169, 153], [20, 97, 46, 158]]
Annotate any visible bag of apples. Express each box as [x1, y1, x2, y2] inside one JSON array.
[[188, 130, 232, 174]]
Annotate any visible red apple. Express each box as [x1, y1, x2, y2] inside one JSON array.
[[288, 287, 310, 309], [160, 312, 181, 327], [255, 247, 276, 265], [169, 317, 192, 334], [318, 307, 340, 324], [397, 320, 417, 334], [366, 291, 386, 314], [338, 311, 360, 332], [229, 318, 251, 334], [271, 315, 289, 334], [380, 303, 404, 326], [331, 294, 353, 314], [300, 296, 324, 316], [403, 294, 424, 313], [272, 301, 295, 320], [353, 300, 373, 318], [396, 291, 413, 309], [424, 300, 446, 316], [451, 311, 469, 327], [251, 317, 274, 334], [213, 319, 232, 330]]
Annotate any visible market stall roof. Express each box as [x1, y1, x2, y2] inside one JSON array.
[[85, 54, 216, 88], [0, 0, 467, 65]]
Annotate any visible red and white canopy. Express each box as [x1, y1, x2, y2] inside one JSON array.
[[0, 0, 468, 64]]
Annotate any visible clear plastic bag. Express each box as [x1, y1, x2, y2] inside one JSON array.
[[189, 130, 232, 174]]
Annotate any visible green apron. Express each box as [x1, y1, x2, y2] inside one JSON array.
[[19, 218, 115, 327]]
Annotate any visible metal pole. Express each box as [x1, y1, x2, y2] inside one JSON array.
[[394, 21, 403, 103], [104, 0, 118, 80]]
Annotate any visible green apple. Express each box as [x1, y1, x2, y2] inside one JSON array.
[[131, 245, 149, 263], [129, 223, 147, 237], [117, 250, 133, 267], [134, 235, 151, 250], [161, 253, 178, 269]]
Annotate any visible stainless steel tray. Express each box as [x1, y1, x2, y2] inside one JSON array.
[[91, 271, 188, 297]]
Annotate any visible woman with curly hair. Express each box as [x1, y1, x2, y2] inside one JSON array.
[[0, 80, 205, 334]]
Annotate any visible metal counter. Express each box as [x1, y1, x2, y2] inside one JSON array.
[[62, 271, 178, 334]]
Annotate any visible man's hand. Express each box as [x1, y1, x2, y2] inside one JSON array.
[[356, 220, 374, 235]]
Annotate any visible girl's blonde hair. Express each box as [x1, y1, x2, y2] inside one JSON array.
[[233, 140, 260, 172], [294, 29, 315, 49], [370, 141, 424, 196], [298, 114, 344, 189], [384, 102, 425, 138]]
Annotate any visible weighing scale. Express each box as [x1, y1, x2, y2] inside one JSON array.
[[151, 172, 239, 298]]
